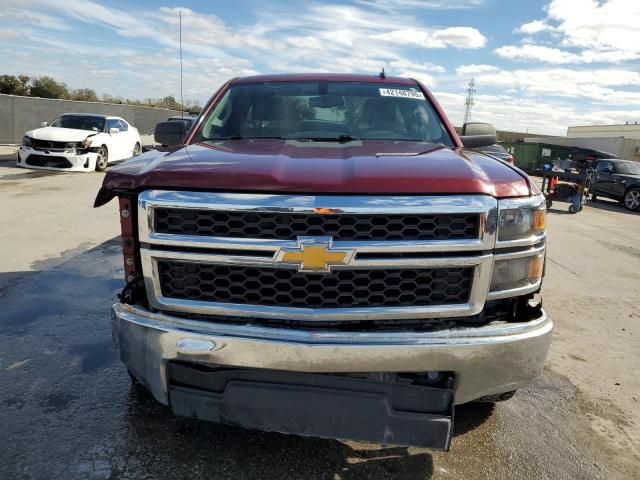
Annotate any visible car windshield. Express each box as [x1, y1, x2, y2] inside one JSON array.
[[616, 161, 640, 175], [192, 81, 453, 146], [49, 115, 106, 132]]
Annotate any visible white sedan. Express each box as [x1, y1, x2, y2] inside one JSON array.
[[17, 113, 141, 172]]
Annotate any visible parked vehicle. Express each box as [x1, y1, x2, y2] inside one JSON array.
[[17, 113, 141, 172], [478, 143, 514, 164], [591, 159, 640, 211], [95, 73, 551, 450]]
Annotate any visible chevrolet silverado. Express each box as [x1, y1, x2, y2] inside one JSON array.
[[95, 73, 551, 450]]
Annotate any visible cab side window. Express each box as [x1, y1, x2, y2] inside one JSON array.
[[596, 161, 614, 173], [118, 120, 129, 131]]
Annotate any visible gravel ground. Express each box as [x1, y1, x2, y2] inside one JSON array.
[[0, 153, 638, 479]]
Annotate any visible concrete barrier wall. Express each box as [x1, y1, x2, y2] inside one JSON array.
[[0, 94, 184, 144]]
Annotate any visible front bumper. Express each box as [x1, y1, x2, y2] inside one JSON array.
[[17, 146, 98, 172], [112, 303, 552, 405]]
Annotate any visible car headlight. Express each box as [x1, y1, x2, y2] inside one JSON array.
[[497, 194, 545, 242], [490, 251, 545, 293], [80, 138, 93, 149], [22, 136, 32, 147]]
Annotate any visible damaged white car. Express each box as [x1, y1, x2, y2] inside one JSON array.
[[17, 113, 141, 172]]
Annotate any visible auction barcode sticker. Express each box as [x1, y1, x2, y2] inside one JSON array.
[[379, 88, 425, 99]]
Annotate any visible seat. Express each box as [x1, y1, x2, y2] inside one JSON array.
[[242, 96, 287, 137], [360, 98, 400, 132]]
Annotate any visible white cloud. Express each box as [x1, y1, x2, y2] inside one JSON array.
[[472, 67, 640, 103], [355, 0, 484, 10], [455, 64, 500, 76], [2, 9, 69, 31], [547, 0, 640, 53], [373, 27, 486, 49], [509, 0, 640, 64], [495, 45, 577, 63], [496, 43, 640, 64], [434, 89, 640, 135], [515, 20, 555, 34]]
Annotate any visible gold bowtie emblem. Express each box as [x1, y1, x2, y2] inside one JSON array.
[[277, 239, 354, 273]]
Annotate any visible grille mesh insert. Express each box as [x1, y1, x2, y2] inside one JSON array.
[[158, 261, 472, 309], [154, 209, 479, 241]]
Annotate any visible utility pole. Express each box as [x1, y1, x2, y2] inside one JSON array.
[[463, 78, 475, 125]]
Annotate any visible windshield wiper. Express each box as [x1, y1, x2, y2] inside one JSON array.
[[290, 134, 360, 143]]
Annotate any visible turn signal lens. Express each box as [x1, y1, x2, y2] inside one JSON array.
[[528, 254, 545, 280], [531, 209, 545, 232], [490, 253, 545, 292]]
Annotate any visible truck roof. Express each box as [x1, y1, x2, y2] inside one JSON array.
[[231, 73, 418, 85]]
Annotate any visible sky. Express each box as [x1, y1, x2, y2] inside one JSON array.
[[1, 0, 639, 135]]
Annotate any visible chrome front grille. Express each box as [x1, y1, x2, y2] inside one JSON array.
[[158, 261, 473, 308], [138, 191, 499, 322], [154, 208, 480, 241]]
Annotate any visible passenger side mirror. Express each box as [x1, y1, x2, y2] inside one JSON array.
[[109, 127, 120, 135], [41, 121, 48, 127], [460, 122, 497, 148], [154, 121, 185, 147]]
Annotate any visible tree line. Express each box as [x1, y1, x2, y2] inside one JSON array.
[[0, 74, 202, 113]]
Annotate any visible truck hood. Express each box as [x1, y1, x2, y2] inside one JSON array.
[[96, 139, 533, 205], [26, 126, 98, 142]]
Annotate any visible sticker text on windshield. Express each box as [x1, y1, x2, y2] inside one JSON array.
[[379, 88, 425, 100]]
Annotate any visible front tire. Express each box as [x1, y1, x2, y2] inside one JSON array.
[[95, 146, 108, 171], [133, 142, 141, 156], [623, 188, 640, 211]]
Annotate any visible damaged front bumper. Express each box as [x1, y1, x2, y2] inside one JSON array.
[[113, 302, 552, 405], [112, 303, 551, 448], [17, 146, 99, 172]]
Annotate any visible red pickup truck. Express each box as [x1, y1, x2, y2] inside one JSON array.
[[95, 73, 551, 450]]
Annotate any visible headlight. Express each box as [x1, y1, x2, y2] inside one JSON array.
[[80, 138, 93, 149], [22, 136, 32, 147], [497, 194, 545, 242], [490, 251, 544, 293]]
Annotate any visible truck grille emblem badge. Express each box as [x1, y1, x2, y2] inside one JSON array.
[[276, 237, 355, 273]]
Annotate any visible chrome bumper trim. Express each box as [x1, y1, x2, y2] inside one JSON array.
[[112, 303, 553, 405]]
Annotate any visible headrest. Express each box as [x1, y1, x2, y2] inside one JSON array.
[[251, 96, 286, 121]]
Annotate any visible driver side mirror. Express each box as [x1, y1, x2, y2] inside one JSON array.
[[460, 122, 497, 148], [41, 121, 48, 127], [154, 121, 185, 147], [109, 127, 120, 135]]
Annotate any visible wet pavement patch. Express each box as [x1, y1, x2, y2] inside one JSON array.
[[4, 396, 25, 410], [70, 341, 116, 374], [39, 391, 78, 413], [1, 170, 64, 180]]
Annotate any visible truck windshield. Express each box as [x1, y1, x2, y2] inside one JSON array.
[[192, 81, 453, 146], [49, 115, 106, 132]]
